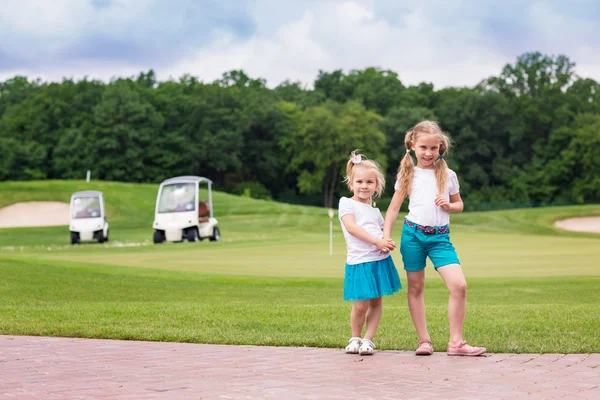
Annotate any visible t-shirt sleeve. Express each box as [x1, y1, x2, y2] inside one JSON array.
[[338, 197, 354, 218], [449, 170, 460, 195], [393, 179, 400, 191]]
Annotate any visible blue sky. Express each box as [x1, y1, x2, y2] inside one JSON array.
[[1, 0, 599, 88]]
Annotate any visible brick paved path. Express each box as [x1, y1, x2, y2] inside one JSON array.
[[1, 335, 599, 399]]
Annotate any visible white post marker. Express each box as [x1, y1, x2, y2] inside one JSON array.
[[86, 170, 91, 183], [328, 208, 334, 255]]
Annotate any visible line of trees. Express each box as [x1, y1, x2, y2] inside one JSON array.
[[1, 52, 598, 208]]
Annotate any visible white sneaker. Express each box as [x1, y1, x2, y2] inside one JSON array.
[[345, 337, 362, 354], [359, 339, 375, 355]]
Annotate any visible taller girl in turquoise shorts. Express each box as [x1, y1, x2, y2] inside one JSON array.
[[383, 121, 486, 357]]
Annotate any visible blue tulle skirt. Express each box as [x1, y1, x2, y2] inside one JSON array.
[[344, 256, 402, 301]]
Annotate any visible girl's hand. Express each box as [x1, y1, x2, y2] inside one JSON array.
[[387, 238, 396, 249], [435, 194, 450, 212], [376, 238, 396, 253]]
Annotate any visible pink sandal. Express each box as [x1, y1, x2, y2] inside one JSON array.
[[415, 339, 434, 356], [447, 340, 486, 356]]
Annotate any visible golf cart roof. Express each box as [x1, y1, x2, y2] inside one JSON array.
[[160, 176, 213, 185], [71, 190, 103, 198]]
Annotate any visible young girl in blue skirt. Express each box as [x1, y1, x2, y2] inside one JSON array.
[[339, 151, 402, 356]]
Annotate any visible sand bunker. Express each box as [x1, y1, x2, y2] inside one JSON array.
[[0, 201, 70, 228], [554, 217, 600, 233]]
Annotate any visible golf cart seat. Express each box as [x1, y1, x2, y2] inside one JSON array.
[[199, 200, 210, 221], [76, 210, 91, 218]]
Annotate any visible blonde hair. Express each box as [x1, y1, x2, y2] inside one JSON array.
[[344, 150, 386, 200], [396, 121, 451, 201]]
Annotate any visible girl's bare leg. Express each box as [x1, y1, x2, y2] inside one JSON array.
[[350, 300, 370, 337], [437, 264, 467, 345], [363, 297, 382, 340], [407, 270, 430, 341]]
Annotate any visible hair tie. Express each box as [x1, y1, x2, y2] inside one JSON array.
[[439, 155, 444, 159], [406, 149, 410, 153], [350, 154, 362, 164]]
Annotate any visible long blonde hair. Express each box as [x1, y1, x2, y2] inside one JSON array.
[[344, 150, 386, 200], [396, 121, 451, 201]]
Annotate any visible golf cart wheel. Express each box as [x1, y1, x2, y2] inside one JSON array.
[[105, 229, 109, 242], [70, 231, 80, 245], [209, 227, 220, 242], [153, 230, 166, 244], [186, 227, 199, 242], [95, 231, 105, 243]]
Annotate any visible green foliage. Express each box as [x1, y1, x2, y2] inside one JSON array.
[[1, 52, 599, 206], [233, 181, 272, 200], [542, 114, 600, 202], [283, 100, 386, 207]]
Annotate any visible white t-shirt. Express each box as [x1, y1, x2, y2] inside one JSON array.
[[338, 197, 389, 265], [394, 167, 460, 227]]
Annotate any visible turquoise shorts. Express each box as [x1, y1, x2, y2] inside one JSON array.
[[400, 220, 460, 272]]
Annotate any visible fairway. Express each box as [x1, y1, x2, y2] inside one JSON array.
[[1, 181, 599, 353], [36, 230, 600, 278]]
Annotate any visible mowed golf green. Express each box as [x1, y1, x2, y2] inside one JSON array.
[[1, 180, 599, 353]]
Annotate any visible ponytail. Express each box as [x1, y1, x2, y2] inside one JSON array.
[[395, 130, 415, 201], [434, 134, 450, 194]]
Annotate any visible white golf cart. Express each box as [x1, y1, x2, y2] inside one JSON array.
[[152, 176, 220, 243], [69, 191, 109, 244]]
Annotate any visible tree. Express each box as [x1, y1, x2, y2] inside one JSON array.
[[218, 70, 266, 89], [0, 77, 40, 116], [314, 67, 408, 115], [273, 80, 324, 108], [542, 113, 600, 202], [434, 89, 522, 198], [483, 52, 576, 98], [477, 52, 579, 200], [179, 82, 244, 184], [0, 137, 46, 180], [285, 100, 386, 207], [235, 93, 290, 195], [87, 80, 164, 182], [567, 78, 600, 115]]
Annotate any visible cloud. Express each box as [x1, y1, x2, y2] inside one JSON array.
[[0, 0, 254, 71], [0, 0, 599, 88], [90, 0, 112, 10], [165, 1, 511, 88], [162, 0, 600, 88]]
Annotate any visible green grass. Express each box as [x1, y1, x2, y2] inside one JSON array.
[[1, 180, 599, 353]]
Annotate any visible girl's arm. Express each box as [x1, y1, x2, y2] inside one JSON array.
[[383, 191, 404, 240], [435, 192, 463, 213], [341, 214, 395, 252]]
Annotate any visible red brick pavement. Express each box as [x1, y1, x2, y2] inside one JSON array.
[[1, 335, 599, 399]]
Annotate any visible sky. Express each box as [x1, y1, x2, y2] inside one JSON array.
[[1, 0, 599, 89]]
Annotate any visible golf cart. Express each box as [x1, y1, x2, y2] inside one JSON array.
[[152, 176, 220, 243], [69, 191, 109, 244]]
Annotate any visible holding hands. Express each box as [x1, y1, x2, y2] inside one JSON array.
[[376, 238, 396, 253]]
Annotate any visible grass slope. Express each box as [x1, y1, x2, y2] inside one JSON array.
[[1, 180, 599, 353]]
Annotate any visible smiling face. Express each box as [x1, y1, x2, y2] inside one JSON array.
[[413, 134, 442, 169], [349, 167, 378, 203]]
